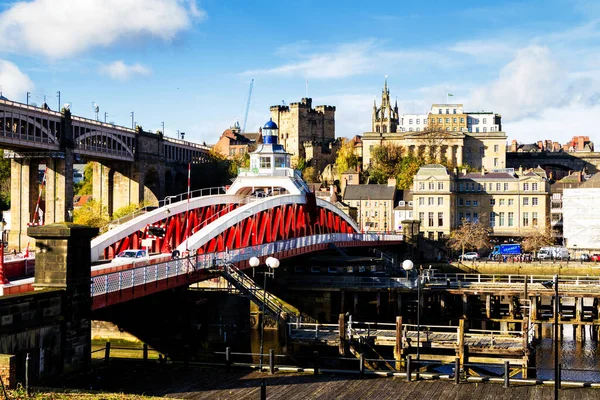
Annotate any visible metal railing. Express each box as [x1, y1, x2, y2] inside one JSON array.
[[91, 233, 404, 297]]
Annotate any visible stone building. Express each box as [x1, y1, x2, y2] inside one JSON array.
[[270, 97, 336, 171], [341, 179, 398, 232], [412, 164, 550, 240], [563, 174, 600, 253], [363, 81, 507, 171], [212, 122, 261, 159]]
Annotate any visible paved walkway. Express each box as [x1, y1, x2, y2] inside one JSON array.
[[61, 362, 600, 399]]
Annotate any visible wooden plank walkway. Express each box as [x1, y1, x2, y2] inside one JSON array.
[[61, 362, 600, 399]]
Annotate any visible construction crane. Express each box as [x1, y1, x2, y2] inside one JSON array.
[[242, 79, 254, 133]]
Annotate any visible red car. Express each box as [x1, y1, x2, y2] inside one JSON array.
[[591, 254, 600, 262]]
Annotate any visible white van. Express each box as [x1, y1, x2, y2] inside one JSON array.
[[537, 247, 570, 261]]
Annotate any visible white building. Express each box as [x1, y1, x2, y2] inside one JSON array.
[[563, 187, 600, 251], [399, 114, 429, 132], [393, 199, 414, 232], [466, 112, 502, 133]]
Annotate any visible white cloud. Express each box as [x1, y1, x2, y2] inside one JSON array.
[[99, 61, 151, 80], [0, 60, 33, 99], [0, 0, 205, 59]]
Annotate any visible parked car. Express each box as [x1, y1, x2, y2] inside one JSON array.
[[460, 252, 480, 261], [591, 254, 600, 262], [580, 253, 591, 262]]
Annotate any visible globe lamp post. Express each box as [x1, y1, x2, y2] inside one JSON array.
[[402, 259, 421, 364]]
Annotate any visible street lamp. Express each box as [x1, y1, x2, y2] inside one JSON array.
[[402, 259, 421, 363], [249, 256, 280, 371], [542, 275, 560, 399]]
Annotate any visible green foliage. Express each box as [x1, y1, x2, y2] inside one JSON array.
[[73, 199, 109, 228], [296, 157, 306, 171], [334, 138, 358, 179], [0, 148, 10, 209], [111, 202, 146, 221], [365, 144, 427, 189], [75, 163, 94, 195], [197, 150, 236, 188], [302, 166, 319, 183]]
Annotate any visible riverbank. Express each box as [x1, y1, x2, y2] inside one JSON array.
[[32, 361, 600, 399], [448, 261, 600, 276]]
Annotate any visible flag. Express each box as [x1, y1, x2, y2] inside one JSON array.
[[447, 93, 454, 97]]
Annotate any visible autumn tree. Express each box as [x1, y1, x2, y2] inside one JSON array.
[[73, 200, 109, 228], [302, 166, 319, 183], [522, 219, 554, 253], [334, 138, 359, 179], [0, 149, 10, 209], [75, 163, 93, 195], [447, 219, 491, 260]]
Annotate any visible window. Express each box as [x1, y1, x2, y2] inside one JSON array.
[[532, 212, 538, 226], [446, 109, 449, 114], [473, 200, 479, 206], [523, 197, 529, 206], [459, 213, 464, 224], [409, 119, 413, 124], [494, 158, 499, 167], [523, 183, 530, 191], [483, 118, 487, 124], [438, 118, 443, 123], [428, 197, 434, 206], [460, 118, 465, 123], [453, 109, 457, 114], [438, 182, 444, 190], [459, 183, 464, 191], [470, 183, 475, 191], [424, 118, 428, 124], [466, 200, 471, 206], [499, 199, 505, 206], [483, 127, 487, 132], [374, 211, 378, 217], [419, 197, 424, 205], [490, 212, 496, 227], [428, 232, 434, 240], [416, 119, 420, 124], [438, 212, 443, 226], [480, 147, 485, 157], [532, 197, 538, 206], [508, 212, 514, 227], [496, 183, 501, 191], [532, 183, 538, 191], [438, 197, 443, 206], [419, 212, 424, 223], [260, 157, 271, 168], [453, 127, 457, 131], [466, 213, 472, 222], [473, 212, 479, 221], [438, 232, 444, 240], [478, 184, 482, 191], [459, 198, 464, 206], [523, 212, 529, 226], [446, 118, 450, 123], [508, 199, 514, 206], [229, 148, 235, 156], [438, 109, 442, 114], [476, 127, 480, 133], [494, 145, 499, 152], [499, 212, 505, 226], [366, 201, 369, 207], [504, 183, 508, 191], [468, 117, 472, 124], [429, 182, 435, 190], [490, 199, 496, 206], [429, 212, 434, 227], [453, 118, 457, 123], [275, 156, 286, 167]]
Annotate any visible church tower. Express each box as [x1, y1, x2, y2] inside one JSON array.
[[371, 78, 399, 133]]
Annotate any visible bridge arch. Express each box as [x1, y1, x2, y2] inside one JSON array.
[[0, 114, 60, 146], [75, 129, 134, 158]]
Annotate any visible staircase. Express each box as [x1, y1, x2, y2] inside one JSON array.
[[221, 264, 316, 324], [372, 249, 404, 276]]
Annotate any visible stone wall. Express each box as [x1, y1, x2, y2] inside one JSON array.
[[0, 354, 16, 389]]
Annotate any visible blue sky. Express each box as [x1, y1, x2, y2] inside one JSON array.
[[1, 0, 600, 145]]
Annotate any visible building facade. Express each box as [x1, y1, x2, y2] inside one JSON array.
[[270, 97, 336, 170], [412, 165, 551, 240], [341, 181, 397, 232], [364, 82, 506, 171], [212, 122, 261, 159], [562, 174, 600, 252]]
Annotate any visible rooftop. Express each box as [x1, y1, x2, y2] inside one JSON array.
[[343, 184, 397, 201]]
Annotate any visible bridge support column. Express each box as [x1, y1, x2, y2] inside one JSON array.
[[112, 164, 142, 212], [93, 162, 112, 215], [9, 158, 40, 251], [45, 157, 68, 224]]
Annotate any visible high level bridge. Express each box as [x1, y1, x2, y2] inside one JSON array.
[[0, 98, 211, 250]]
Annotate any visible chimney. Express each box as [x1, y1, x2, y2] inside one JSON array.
[[461, 168, 467, 176], [387, 177, 397, 187], [510, 140, 518, 152], [518, 166, 523, 176], [481, 167, 485, 176]]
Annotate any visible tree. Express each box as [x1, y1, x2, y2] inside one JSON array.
[[370, 143, 404, 178], [73, 200, 109, 228], [75, 163, 93, 195], [302, 166, 319, 183], [522, 220, 554, 253], [448, 219, 491, 260], [334, 138, 358, 179], [0, 149, 10, 210]]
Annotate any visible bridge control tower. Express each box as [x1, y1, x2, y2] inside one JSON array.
[[226, 119, 311, 196]]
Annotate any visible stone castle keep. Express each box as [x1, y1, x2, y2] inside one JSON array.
[[270, 98, 339, 172]]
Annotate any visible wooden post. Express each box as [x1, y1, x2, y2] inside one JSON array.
[[353, 292, 359, 315], [406, 355, 412, 382], [576, 297, 583, 342], [504, 360, 510, 388], [522, 316, 529, 378], [376, 292, 381, 316], [531, 296, 539, 321], [485, 295, 492, 319], [225, 347, 231, 372], [313, 351, 319, 375], [394, 316, 403, 370], [440, 294, 446, 317], [143, 343, 148, 361], [269, 349, 275, 374], [462, 295, 468, 319], [104, 342, 111, 364], [454, 357, 460, 384], [458, 319, 465, 366], [339, 313, 346, 356]]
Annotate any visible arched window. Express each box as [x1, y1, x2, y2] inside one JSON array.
[[376, 126, 380, 133], [383, 125, 387, 133]]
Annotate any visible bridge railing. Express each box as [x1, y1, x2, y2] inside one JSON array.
[[105, 186, 227, 230], [0, 98, 62, 117], [428, 273, 600, 287], [91, 233, 404, 297]]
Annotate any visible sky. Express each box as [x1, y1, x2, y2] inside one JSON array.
[[1, 0, 600, 146]]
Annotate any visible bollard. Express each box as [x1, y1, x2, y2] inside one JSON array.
[[143, 343, 149, 361], [359, 353, 365, 378], [25, 353, 30, 396], [504, 360, 510, 388], [406, 355, 412, 382], [104, 342, 111, 364], [454, 357, 460, 384], [225, 347, 231, 372], [269, 349, 275, 374], [260, 378, 266, 400], [313, 351, 319, 375]]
